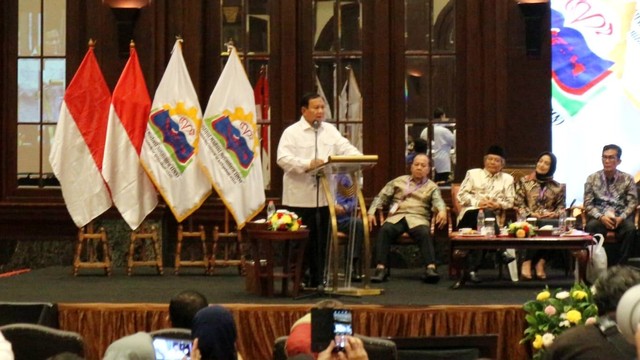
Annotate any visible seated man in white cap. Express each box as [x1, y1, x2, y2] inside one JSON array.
[[456, 145, 515, 284]]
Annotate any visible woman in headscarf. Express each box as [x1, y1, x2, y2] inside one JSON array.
[[191, 305, 243, 360], [515, 151, 566, 280]]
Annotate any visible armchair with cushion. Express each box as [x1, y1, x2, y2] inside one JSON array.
[[272, 334, 397, 360], [149, 328, 191, 340], [388, 334, 498, 360], [0, 323, 85, 360]]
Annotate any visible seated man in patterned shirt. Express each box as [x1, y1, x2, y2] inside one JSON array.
[[367, 153, 448, 284], [584, 144, 638, 265]]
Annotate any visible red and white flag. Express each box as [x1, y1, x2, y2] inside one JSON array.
[[49, 44, 112, 227], [103, 45, 158, 230], [140, 40, 211, 222], [199, 46, 265, 229], [254, 66, 270, 190]]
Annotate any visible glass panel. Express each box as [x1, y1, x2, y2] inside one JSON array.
[[43, 125, 56, 175], [339, 1, 361, 51], [222, 0, 244, 53], [18, 0, 41, 57], [314, 60, 337, 120], [405, 57, 429, 121], [430, 55, 455, 118], [248, 0, 269, 53], [43, 0, 66, 56], [17, 124, 41, 176], [314, 0, 335, 51], [18, 58, 41, 124], [405, 0, 430, 51], [43, 59, 65, 123], [432, 0, 454, 52], [337, 61, 362, 152]]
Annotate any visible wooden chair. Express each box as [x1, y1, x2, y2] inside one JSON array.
[[73, 223, 111, 276], [127, 224, 163, 276], [374, 205, 449, 276], [210, 209, 245, 275], [175, 224, 208, 275]]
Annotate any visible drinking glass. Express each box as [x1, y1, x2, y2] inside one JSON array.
[[484, 218, 496, 236], [565, 217, 576, 232]]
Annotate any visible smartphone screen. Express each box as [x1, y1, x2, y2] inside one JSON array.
[[332, 309, 353, 352], [152, 337, 192, 360]]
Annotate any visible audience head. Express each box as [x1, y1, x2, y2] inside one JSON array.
[[593, 265, 640, 317], [433, 108, 446, 120], [411, 153, 431, 181], [601, 144, 622, 174], [169, 290, 208, 329], [413, 138, 428, 155], [535, 151, 557, 180], [102, 332, 154, 360], [483, 145, 505, 174], [286, 300, 345, 357], [300, 93, 326, 124], [192, 305, 237, 360]]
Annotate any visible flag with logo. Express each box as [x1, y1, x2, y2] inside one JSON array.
[[200, 46, 265, 229], [140, 40, 211, 222], [49, 43, 113, 227], [254, 65, 270, 190], [103, 45, 158, 230], [339, 67, 363, 151]]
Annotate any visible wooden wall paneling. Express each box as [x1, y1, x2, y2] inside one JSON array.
[[364, 0, 392, 197], [1, 0, 17, 200]]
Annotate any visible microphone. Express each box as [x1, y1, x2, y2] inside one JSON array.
[[312, 120, 320, 131], [569, 199, 576, 209]]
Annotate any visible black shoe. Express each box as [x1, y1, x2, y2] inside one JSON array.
[[468, 271, 482, 284], [371, 268, 388, 283], [501, 251, 516, 264], [421, 267, 441, 284]]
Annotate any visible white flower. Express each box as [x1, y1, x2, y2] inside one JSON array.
[[556, 291, 570, 300], [542, 333, 555, 347], [559, 320, 571, 328]]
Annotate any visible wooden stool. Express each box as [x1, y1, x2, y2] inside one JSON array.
[[210, 210, 245, 275], [73, 224, 111, 276], [175, 224, 208, 275], [127, 225, 163, 276], [247, 227, 309, 297]]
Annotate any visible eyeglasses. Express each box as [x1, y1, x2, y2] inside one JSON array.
[[601, 155, 618, 161]]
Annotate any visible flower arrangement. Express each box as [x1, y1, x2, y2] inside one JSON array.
[[267, 210, 303, 231], [521, 283, 598, 359], [508, 221, 535, 238]]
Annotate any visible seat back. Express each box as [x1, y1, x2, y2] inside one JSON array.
[[0, 323, 84, 359], [273, 334, 397, 360], [389, 334, 498, 360], [0, 302, 59, 328], [149, 328, 191, 340]]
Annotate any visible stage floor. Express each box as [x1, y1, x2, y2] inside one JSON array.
[[0, 265, 575, 305]]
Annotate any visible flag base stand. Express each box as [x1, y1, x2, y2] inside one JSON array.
[[73, 222, 112, 276]]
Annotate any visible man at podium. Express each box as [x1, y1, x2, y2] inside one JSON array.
[[367, 153, 448, 284], [277, 92, 361, 288]]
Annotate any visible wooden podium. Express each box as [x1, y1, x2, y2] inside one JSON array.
[[308, 155, 382, 296]]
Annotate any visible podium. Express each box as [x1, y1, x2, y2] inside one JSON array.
[[308, 155, 382, 296]]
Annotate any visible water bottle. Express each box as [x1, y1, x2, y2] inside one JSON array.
[[267, 200, 276, 219], [476, 209, 485, 234], [558, 210, 566, 232]]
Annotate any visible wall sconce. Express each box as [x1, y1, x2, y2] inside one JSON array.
[[102, 0, 152, 57], [516, 0, 549, 57]]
